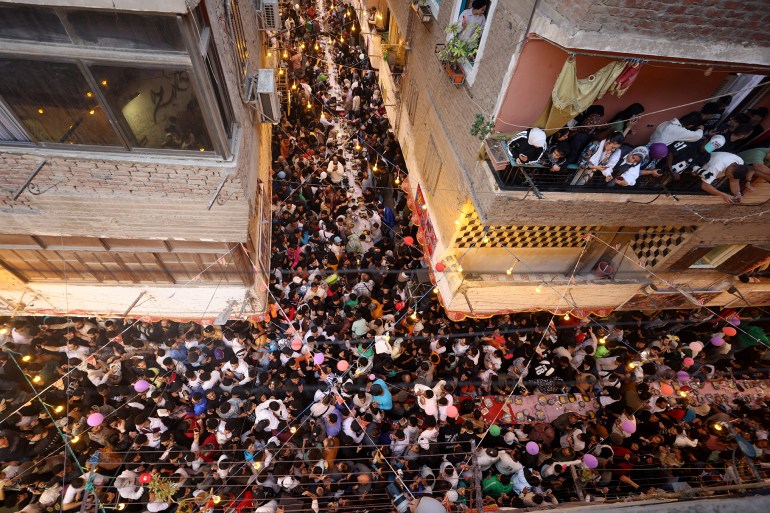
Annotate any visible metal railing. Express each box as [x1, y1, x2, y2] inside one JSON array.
[[493, 162, 713, 195]]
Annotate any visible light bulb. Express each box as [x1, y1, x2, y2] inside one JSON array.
[[55, 405, 64, 413], [279, 68, 284, 75], [352, 25, 356, 32], [291, 82, 297, 90], [410, 312, 418, 320], [679, 390, 687, 397], [290, 426, 297, 434], [355, 142, 361, 150], [314, 43, 319, 50], [32, 375, 42, 383], [253, 461, 262, 470], [483, 236, 489, 243], [340, 36, 344, 42], [71, 435, 80, 443], [535, 286, 542, 293], [394, 176, 401, 185], [101, 80, 108, 86], [628, 362, 636, 369], [267, 51, 272, 57], [433, 287, 438, 294], [199, 147, 205, 152], [38, 108, 44, 114], [563, 313, 570, 321], [283, 50, 288, 58], [713, 423, 723, 431], [89, 109, 95, 115], [506, 267, 513, 275], [455, 219, 461, 225], [307, 102, 312, 109], [373, 163, 378, 171], [599, 337, 606, 345], [212, 495, 221, 504], [421, 204, 427, 210], [117, 504, 126, 511], [320, 112, 325, 120], [22, 355, 31, 362], [301, 43, 306, 49], [457, 266, 463, 272]]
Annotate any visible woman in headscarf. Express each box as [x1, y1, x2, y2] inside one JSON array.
[[611, 146, 649, 187]]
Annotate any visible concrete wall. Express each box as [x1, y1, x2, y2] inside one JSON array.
[[536, 0, 770, 66]]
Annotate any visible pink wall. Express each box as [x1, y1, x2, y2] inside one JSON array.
[[495, 39, 731, 145]]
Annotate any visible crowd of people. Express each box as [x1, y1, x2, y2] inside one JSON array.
[[507, 98, 770, 203], [2, 1, 770, 513]]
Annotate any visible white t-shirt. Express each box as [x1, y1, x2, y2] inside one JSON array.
[[699, 152, 743, 185]]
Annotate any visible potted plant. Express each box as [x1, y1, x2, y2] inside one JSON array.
[[436, 22, 481, 85]]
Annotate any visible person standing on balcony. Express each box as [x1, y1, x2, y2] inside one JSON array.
[[649, 111, 704, 146], [507, 128, 547, 165], [695, 152, 747, 204], [573, 131, 624, 185], [459, 0, 487, 43]]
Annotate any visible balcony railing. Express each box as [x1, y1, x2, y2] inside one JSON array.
[[485, 138, 716, 196]]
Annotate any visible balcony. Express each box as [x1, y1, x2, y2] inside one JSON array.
[[485, 138, 710, 197]]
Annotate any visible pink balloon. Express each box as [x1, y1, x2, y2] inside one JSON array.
[[583, 454, 598, 468], [722, 326, 737, 337], [134, 380, 150, 393], [337, 360, 349, 372], [87, 412, 104, 427], [446, 405, 459, 418], [711, 336, 725, 346], [621, 420, 636, 434], [676, 370, 691, 382], [403, 236, 414, 246], [291, 338, 303, 351], [369, 374, 376, 381], [683, 357, 695, 367], [526, 441, 539, 455], [313, 353, 325, 365]]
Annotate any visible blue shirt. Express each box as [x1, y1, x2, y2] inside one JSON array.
[[371, 379, 392, 411]]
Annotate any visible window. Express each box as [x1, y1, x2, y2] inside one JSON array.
[[64, 11, 185, 51], [452, 0, 495, 85], [689, 245, 745, 269], [0, 4, 69, 43], [90, 66, 212, 151], [0, 59, 121, 146], [0, 4, 236, 157]]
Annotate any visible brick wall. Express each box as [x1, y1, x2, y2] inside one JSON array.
[[539, 0, 770, 49], [0, 0, 268, 244]]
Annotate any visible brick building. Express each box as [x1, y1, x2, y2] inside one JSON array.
[[0, 0, 272, 319], [354, 0, 770, 317]]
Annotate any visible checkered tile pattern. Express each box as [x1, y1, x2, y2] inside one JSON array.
[[630, 226, 695, 268], [454, 211, 600, 249]]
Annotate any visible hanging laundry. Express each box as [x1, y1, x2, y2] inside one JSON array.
[[534, 57, 626, 134], [608, 61, 643, 98]]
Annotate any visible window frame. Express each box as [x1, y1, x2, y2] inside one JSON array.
[[451, 0, 496, 86], [0, 6, 236, 159], [688, 244, 746, 269]]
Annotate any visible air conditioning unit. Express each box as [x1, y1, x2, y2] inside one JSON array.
[[253, 0, 263, 13], [257, 0, 281, 31], [246, 69, 281, 123]]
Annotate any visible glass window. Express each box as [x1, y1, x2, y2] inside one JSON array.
[[0, 4, 70, 43], [65, 11, 185, 51], [90, 65, 213, 151], [0, 58, 121, 146], [690, 245, 745, 269]]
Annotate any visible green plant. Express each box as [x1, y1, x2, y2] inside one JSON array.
[[470, 113, 495, 140], [437, 23, 481, 68]]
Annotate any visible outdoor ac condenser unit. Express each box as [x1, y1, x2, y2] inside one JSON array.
[[246, 69, 280, 123], [258, 0, 281, 31]]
